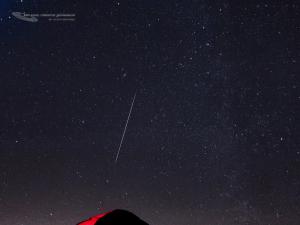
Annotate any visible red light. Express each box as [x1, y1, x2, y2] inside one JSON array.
[[78, 212, 110, 225]]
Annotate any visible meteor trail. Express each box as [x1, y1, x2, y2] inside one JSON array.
[[115, 92, 137, 163]]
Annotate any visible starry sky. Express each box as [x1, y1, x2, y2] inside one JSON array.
[[0, 1, 299, 225]]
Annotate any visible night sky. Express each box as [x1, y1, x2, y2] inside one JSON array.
[[0, 1, 299, 225]]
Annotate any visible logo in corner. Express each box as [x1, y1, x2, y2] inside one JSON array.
[[12, 12, 38, 22]]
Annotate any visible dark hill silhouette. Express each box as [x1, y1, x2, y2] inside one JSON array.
[[77, 209, 149, 225]]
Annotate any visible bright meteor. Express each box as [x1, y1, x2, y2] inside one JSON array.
[[114, 91, 137, 163]]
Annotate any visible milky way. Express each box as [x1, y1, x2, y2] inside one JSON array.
[[0, 1, 299, 225]]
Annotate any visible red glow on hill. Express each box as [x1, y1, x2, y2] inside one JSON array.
[[77, 212, 110, 225]]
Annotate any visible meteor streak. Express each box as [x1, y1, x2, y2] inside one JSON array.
[[114, 92, 137, 163]]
